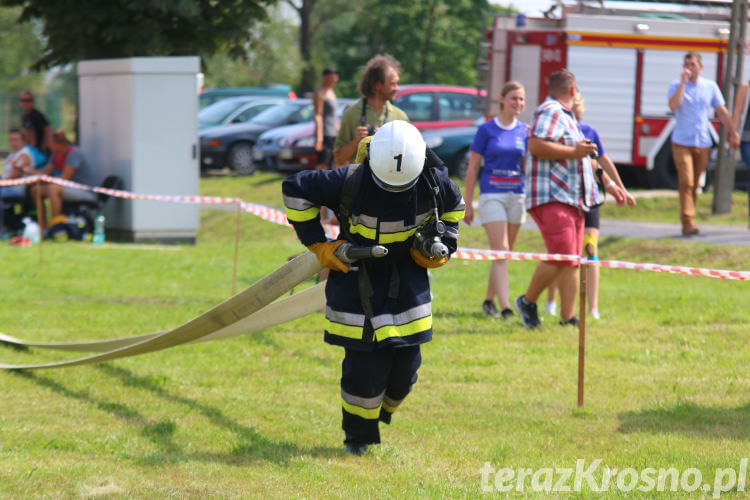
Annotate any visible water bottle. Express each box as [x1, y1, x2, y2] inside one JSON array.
[[22, 217, 40, 244], [93, 213, 106, 245]]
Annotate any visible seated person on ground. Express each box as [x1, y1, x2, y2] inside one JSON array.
[[1, 128, 35, 198], [1, 128, 37, 232], [21, 126, 48, 169], [30, 129, 97, 229]]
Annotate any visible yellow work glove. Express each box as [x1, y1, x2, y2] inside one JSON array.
[[355, 136, 373, 163], [309, 240, 349, 273], [410, 248, 449, 269]]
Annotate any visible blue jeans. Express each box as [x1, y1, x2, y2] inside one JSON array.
[[0, 185, 27, 200]]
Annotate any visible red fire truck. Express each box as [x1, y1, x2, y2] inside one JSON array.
[[484, 1, 749, 188]]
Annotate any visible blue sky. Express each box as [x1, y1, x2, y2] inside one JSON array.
[[516, 0, 554, 16], [494, 0, 559, 16]]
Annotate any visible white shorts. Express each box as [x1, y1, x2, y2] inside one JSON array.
[[478, 192, 526, 225]]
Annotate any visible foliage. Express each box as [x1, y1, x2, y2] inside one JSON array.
[[285, 0, 353, 94], [322, 0, 490, 96], [0, 0, 274, 69], [0, 6, 45, 148], [0, 6, 44, 91], [202, 6, 301, 89], [0, 173, 748, 497]]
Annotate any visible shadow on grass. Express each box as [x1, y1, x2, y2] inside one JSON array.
[[618, 402, 750, 440], [432, 310, 526, 328], [0, 339, 29, 352], [13, 366, 340, 466]]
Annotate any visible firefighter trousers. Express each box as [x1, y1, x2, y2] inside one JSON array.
[[340, 344, 422, 445]]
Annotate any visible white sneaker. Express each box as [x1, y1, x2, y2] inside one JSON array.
[[589, 309, 600, 320], [545, 301, 556, 316]]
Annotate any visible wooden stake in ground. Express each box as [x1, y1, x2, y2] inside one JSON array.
[[577, 263, 587, 408], [34, 177, 43, 264]]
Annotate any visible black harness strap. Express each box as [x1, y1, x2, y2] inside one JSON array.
[[360, 97, 389, 128], [358, 261, 376, 324], [336, 163, 377, 322], [360, 99, 367, 126], [337, 162, 365, 242]]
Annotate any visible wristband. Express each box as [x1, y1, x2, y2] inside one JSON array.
[[606, 180, 616, 189]]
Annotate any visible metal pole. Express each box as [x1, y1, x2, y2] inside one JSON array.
[[713, 0, 747, 214], [577, 262, 586, 408]]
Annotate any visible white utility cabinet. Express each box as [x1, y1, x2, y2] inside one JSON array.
[[78, 56, 200, 243]]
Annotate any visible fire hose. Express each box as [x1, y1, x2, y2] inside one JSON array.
[[0, 245, 388, 370]]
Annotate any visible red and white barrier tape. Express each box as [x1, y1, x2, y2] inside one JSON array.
[[594, 259, 750, 281], [3, 176, 747, 280], [0, 177, 39, 187], [454, 248, 579, 263], [455, 248, 750, 280]]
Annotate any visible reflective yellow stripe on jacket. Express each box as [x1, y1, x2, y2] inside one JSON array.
[[374, 315, 432, 342], [283, 194, 320, 222]]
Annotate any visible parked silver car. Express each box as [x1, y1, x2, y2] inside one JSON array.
[[198, 96, 288, 130]]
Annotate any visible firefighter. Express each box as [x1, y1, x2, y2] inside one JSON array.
[[282, 120, 465, 456]]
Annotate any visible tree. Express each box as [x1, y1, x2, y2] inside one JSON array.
[[322, 0, 489, 96], [285, 0, 354, 94], [0, 0, 275, 69], [0, 6, 45, 146], [202, 7, 301, 89], [0, 7, 44, 91]]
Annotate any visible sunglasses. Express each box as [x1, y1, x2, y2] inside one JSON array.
[[19, 98, 33, 103]]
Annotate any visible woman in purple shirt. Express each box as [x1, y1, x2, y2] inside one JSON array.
[[463, 81, 528, 319]]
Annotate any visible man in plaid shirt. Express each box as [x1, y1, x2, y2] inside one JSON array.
[[514, 69, 598, 329]]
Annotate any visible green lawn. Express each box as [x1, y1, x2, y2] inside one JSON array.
[[0, 172, 748, 498]]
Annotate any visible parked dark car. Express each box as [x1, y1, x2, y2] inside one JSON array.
[[199, 99, 313, 174], [199, 85, 297, 108], [393, 84, 486, 131], [252, 98, 355, 172], [198, 96, 288, 130], [421, 117, 484, 178]]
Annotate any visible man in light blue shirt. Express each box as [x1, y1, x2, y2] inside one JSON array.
[[668, 51, 739, 236]]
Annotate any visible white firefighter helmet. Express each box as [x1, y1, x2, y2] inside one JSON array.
[[368, 120, 426, 192]]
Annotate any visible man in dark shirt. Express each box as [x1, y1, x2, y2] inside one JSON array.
[[20, 91, 51, 154]]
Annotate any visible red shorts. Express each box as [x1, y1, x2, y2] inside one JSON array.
[[529, 202, 584, 267]]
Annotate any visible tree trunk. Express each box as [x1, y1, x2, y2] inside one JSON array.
[[419, 0, 437, 82], [298, 0, 317, 95]]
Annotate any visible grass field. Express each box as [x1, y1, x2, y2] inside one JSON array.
[[598, 190, 749, 227], [0, 172, 749, 499]]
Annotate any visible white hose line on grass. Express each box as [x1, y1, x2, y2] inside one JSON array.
[[0, 252, 323, 370], [0, 282, 326, 353]]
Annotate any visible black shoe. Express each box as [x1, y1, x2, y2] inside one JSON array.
[[560, 316, 579, 327], [482, 300, 499, 317], [514, 295, 541, 329], [500, 308, 514, 320], [345, 443, 368, 456]]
